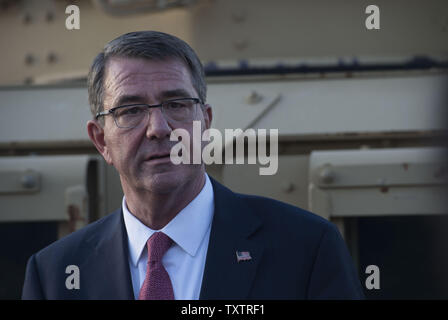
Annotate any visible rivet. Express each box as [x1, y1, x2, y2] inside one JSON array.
[[281, 182, 295, 193], [46, 11, 54, 22], [47, 52, 57, 64], [319, 167, 334, 184], [246, 91, 263, 104], [24, 54, 35, 66], [23, 13, 32, 24], [24, 77, 34, 85], [21, 174, 36, 189]]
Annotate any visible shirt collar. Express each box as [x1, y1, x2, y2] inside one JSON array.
[[122, 174, 214, 267]]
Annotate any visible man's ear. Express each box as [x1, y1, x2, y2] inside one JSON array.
[[87, 120, 113, 165], [202, 104, 213, 130]]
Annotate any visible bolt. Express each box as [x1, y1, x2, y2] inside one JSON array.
[[380, 186, 389, 193], [319, 167, 334, 184], [24, 77, 34, 85], [21, 174, 36, 189], [246, 91, 263, 104], [281, 181, 295, 193], [23, 13, 32, 24], [24, 54, 35, 66], [47, 52, 57, 64], [46, 11, 54, 23]]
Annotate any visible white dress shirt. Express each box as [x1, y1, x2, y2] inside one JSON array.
[[122, 174, 214, 300]]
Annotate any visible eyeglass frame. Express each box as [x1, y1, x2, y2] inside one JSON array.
[[95, 97, 203, 128]]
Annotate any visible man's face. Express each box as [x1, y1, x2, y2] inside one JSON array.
[[90, 57, 211, 194]]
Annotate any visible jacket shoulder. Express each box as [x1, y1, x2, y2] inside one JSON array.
[[238, 192, 332, 231], [34, 209, 121, 260], [233, 192, 345, 255]]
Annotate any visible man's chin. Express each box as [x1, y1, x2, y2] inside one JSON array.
[[133, 162, 204, 194], [137, 169, 192, 194]]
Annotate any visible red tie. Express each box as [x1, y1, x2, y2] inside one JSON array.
[[138, 232, 174, 300]]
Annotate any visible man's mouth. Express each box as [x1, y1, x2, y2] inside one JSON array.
[[144, 149, 183, 164], [146, 152, 171, 161], [148, 154, 170, 160]]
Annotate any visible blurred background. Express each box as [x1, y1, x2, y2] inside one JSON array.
[[0, 0, 447, 299]]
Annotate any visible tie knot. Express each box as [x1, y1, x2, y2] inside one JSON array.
[[147, 232, 173, 262]]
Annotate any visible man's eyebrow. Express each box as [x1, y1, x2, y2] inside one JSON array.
[[114, 95, 146, 107], [113, 89, 194, 107], [158, 89, 193, 100]]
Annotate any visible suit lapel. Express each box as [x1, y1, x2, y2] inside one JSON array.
[[80, 209, 135, 299], [200, 179, 264, 299]]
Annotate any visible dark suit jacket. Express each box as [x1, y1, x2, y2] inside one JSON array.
[[22, 178, 364, 299]]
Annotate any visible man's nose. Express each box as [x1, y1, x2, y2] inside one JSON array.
[[145, 108, 172, 140]]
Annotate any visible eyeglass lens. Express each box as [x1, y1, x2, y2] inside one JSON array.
[[114, 99, 198, 128]]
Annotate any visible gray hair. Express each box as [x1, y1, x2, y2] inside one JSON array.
[[87, 31, 207, 118]]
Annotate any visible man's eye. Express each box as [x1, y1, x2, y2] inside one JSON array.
[[166, 102, 187, 109], [121, 106, 144, 115]]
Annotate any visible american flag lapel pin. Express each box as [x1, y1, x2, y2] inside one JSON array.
[[236, 251, 252, 263]]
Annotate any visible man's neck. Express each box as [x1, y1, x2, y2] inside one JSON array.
[[123, 172, 206, 230]]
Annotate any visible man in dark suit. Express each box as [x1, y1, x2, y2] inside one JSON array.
[[22, 31, 364, 300]]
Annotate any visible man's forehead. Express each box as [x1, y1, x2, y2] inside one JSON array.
[[103, 57, 195, 104], [105, 56, 190, 79]]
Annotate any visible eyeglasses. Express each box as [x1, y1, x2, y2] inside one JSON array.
[[95, 97, 202, 129]]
